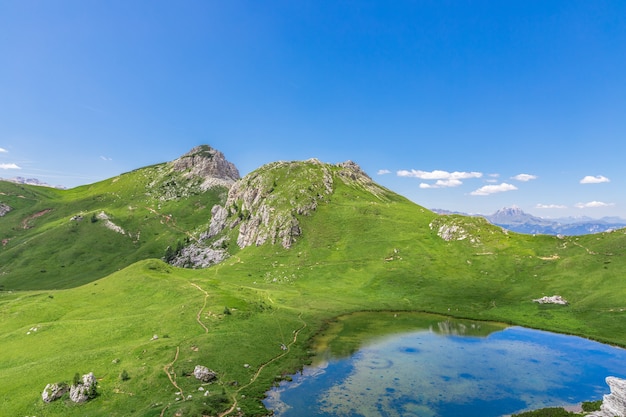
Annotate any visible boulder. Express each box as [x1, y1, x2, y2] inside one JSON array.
[[533, 295, 568, 305], [69, 372, 97, 403], [193, 365, 217, 383], [587, 376, 626, 417], [0, 203, 12, 217], [42, 382, 69, 403]]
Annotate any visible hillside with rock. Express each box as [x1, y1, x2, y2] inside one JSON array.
[[3, 146, 626, 417], [0, 145, 237, 289], [207, 158, 391, 249]]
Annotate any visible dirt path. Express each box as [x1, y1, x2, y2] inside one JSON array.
[[190, 283, 210, 333], [161, 346, 184, 417], [158, 282, 305, 417], [218, 313, 308, 417], [21, 209, 52, 229], [571, 240, 598, 255]]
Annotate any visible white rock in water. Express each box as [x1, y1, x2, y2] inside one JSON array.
[[587, 376, 626, 417]]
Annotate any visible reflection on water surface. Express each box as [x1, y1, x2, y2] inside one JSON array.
[[265, 312, 626, 417]]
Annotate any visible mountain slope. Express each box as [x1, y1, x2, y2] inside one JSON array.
[[0, 145, 237, 290], [2, 150, 626, 416]]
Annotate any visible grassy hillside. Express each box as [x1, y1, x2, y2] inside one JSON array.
[[0, 162, 228, 290], [1, 158, 626, 416]]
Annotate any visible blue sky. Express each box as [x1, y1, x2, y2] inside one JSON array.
[[2, 1, 625, 218]]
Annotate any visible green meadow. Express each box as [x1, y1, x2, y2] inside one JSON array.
[[1, 158, 626, 416]]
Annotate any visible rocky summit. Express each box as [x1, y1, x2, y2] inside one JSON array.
[[171, 145, 240, 190]]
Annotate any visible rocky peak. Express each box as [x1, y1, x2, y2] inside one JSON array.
[[171, 145, 240, 190], [204, 159, 390, 250], [488, 206, 544, 225], [494, 206, 524, 216]]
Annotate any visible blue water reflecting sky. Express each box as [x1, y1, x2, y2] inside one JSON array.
[[265, 323, 626, 417]]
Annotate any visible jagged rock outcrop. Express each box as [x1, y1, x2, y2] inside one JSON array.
[[169, 243, 228, 268], [0, 202, 11, 216], [172, 145, 240, 190], [167, 158, 389, 268], [205, 158, 389, 249], [42, 382, 69, 402], [69, 372, 97, 403], [146, 145, 239, 201], [193, 365, 217, 383], [206, 204, 229, 238], [587, 376, 626, 417]]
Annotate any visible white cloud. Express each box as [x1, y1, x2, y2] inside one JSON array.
[[580, 175, 610, 184], [0, 163, 21, 170], [0, 148, 8, 153], [512, 173, 537, 182], [470, 183, 518, 196], [536, 203, 567, 209], [397, 169, 482, 180], [377, 169, 391, 175], [419, 179, 463, 189], [100, 156, 113, 161], [575, 201, 614, 209]]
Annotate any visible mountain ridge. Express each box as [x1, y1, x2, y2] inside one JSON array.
[[433, 206, 626, 236], [3, 145, 626, 416]]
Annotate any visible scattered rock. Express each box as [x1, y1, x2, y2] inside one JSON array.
[[429, 217, 482, 244], [69, 372, 97, 403], [193, 365, 217, 383], [42, 382, 69, 403], [533, 295, 568, 305], [151, 334, 159, 340], [587, 376, 626, 417], [0, 203, 11, 217], [96, 211, 126, 235]]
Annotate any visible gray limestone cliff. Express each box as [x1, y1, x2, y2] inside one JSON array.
[[146, 145, 240, 201], [206, 158, 389, 250], [171, 145, 240, 190]]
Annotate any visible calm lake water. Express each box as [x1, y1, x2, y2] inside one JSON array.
[[264, 312, 626, 417]]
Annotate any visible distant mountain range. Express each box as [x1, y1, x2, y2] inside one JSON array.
[[0, 176, 66, 189], [433, 206, 626, 236]]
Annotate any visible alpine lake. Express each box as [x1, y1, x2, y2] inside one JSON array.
[[264, 312, 626, 417]]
